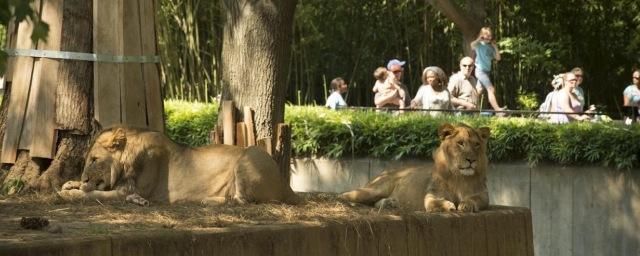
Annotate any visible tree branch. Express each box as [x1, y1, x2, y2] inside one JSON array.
[[427, 0, 482, 37]]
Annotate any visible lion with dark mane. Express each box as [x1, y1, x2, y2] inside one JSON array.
[[59, 126, 299, 206], [340, 123, 490, 212]]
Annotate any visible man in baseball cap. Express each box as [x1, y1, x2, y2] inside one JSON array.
[[386, 59, 406, 70], [379, 59, 411, 107]]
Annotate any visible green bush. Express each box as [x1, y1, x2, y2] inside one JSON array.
[[164, 101, 640, 169], [164, 99, 218, 147]]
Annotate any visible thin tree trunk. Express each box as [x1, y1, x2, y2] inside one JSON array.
[[220, 0, 297, 140]]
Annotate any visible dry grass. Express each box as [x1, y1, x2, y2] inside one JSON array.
[[0, 192, 413, 243]]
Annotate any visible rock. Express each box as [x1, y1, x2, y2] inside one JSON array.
[[20, 217, 49, 230]]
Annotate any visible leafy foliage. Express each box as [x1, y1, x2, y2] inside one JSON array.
[[164, 101, 640, 169], [1, 178, 25, 195], [164, 100, 218, 147], [287, 107, 640, 169]]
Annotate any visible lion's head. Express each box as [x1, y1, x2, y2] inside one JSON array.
[[79, 128, 128, 192], [435, 123, 490, 176]]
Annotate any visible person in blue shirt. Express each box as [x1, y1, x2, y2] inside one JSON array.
[[470, 27, 506, 113], [325, 77, 348, 110]]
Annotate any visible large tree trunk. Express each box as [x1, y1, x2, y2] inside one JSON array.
[[220, 0, 297, 140], [2, 0, 94, 193], [37, 0, 95, 191], [427, 0, 485, 56]]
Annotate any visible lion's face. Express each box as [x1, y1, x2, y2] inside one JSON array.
[[437, 123, 490, 176], [80, 129, 127, 192]]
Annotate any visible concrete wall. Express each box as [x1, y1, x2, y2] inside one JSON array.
[[291, 158, 640, 256], [0, 207, 533, 256]]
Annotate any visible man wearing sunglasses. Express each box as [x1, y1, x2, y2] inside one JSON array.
[[623, 69, 640, 122], [448, 57, 482, 110]]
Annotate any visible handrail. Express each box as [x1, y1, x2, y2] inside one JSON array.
[[336, 106, 605, 116]]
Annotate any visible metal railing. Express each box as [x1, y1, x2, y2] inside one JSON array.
[[336, 106, 606, 117]]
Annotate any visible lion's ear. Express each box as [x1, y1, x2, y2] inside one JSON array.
[[106, 128, 127, 151], [477, 127, 491, 140], [438, 123, 458, 141]]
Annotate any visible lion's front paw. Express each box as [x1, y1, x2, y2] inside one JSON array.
[[443, 200, 457, 212], [61, 181, 82, 191], [58, 189, 87, 201], [374, 198, 398, 211], [425, 200, 456, 213], [457, 201, 478, 212], [125, 194, 150, 206]]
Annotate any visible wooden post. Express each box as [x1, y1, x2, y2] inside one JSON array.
[[222, 101, 235, 145], [274, 123, 292, 184], [243, 107, 256, 146], [235, 122, 247, 147], [209, 124, 222, 144]]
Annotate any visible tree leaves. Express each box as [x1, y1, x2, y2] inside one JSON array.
[[0, 0, 49, 75]]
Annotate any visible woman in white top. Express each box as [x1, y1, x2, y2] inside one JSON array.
[[411, 66, 452, 116]]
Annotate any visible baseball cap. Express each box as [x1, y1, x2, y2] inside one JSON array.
[[386, 59, 406, 70]]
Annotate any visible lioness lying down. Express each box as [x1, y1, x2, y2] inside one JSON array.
[[341, 123, 490, 212], [59, 127, 299, 206]]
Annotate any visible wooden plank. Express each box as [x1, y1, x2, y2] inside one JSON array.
[[139, 0, 164, 132], [18, 57, 39, 150], [121, 0, 147, 127], [235, 122, 246, 147], [3, 17, 18, 82], [222, 101, 234, 145], [28, 0, 63, 158], [1, 0, 41, 163], [243, 107, 256, 146], [93, 0, 123, 127]]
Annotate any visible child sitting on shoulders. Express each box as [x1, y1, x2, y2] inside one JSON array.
[[372, 67, 406, 109]]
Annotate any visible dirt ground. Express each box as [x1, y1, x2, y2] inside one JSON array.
[[0, 192, 411, 244]]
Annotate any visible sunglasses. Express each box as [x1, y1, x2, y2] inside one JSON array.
[[391, 70, 403, 74], [461, 64, 475, 68]]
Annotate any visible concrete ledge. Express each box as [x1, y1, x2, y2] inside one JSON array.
[[0, 206, 533, 256]]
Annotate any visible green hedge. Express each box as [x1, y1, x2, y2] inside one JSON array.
[[164, 100, 218, 147], [164, 101, 640, 169]]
